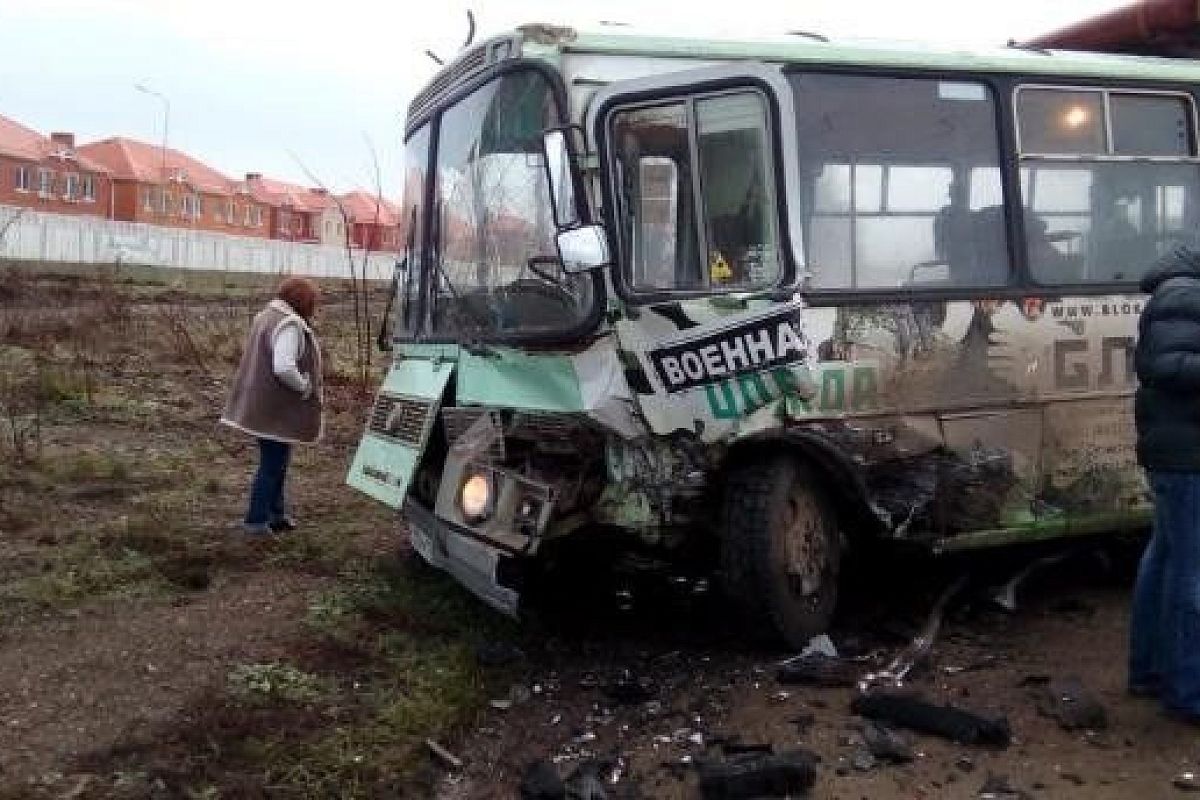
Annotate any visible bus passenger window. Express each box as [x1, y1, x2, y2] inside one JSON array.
[[790, 74, 1010, 291], [696, 92, 780, 289], [1017, 86, 1200, 284]]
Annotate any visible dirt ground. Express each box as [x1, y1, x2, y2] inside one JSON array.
[[439, 549, 1200, 799], [1, 267, 1197, 799]]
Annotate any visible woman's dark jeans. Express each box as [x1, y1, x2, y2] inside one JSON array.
[[244, 438, 292, 527]]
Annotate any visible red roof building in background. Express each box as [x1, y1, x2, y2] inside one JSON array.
[[1026, 0, 1200, 55], [0, 115, 113, 219], [77, 137, 269, 238], [338, 190, 402, 252], [244, 173, 344, 245], [0, 109, 402, 248]]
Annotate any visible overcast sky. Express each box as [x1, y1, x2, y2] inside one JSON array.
[[0, 0, 1130, 196]]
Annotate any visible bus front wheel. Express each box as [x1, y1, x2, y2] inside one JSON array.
[[718, 454, 841, 649]]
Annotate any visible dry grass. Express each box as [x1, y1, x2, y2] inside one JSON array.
[[0, 264, 509, 799]]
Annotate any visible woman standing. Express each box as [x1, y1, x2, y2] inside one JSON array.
[[221, 276, 323, 534]]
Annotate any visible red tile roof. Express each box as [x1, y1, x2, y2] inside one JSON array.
[[339, 191, 400, 226], [76, 137, 233, 195], [246, 176, 335, 213], [0, 113, 109, 173]]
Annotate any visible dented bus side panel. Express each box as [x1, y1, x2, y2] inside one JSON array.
[[607, 292, 1147, 546]]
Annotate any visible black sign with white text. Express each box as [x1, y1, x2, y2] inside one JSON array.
[[648, 305, 808, 393]]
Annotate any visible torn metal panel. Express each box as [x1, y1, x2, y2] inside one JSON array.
[[457, 338, 645, 441]]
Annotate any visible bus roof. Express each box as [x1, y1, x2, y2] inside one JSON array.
[[536, 24, 1200, 82], [406, 24, 1200, 131]]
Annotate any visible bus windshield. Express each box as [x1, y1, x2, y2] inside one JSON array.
[[430, 70, 598, 341]]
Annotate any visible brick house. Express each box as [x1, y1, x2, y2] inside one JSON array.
[[0, 114, 112, 218], [76, 137, 268, 237], [339, 191, 401, 251], [244, 174, 343, 245]]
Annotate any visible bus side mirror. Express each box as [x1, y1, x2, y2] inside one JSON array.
[[557, 226, 610, 274], [542, 128, 610, 274]]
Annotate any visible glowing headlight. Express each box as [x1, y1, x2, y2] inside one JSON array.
[[459, 472, 493, 523]]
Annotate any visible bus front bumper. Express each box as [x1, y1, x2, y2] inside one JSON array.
[[404, 498, 521, 617]]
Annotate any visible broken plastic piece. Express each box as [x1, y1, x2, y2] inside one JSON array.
[[1174, 772, 1200, 793], [851, 690, 1011, 747], [992, 550, 1075, 612], [859, 720, 915, 763], [426, 738, 463, 770], [697, 749, 819, 800], [777, 653, 861, 688], [860, 575, 968, 690]]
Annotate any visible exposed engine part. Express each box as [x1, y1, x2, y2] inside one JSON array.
[[439, 407, 607, 520]]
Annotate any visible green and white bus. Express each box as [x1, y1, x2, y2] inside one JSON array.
[[348, 24, 1200, 646]]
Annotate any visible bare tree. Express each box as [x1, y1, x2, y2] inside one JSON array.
[[290, 143, 390, 397], [0, 206, 28, 249]]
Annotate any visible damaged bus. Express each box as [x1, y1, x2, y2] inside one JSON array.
[[348, 24, 1200, 646]]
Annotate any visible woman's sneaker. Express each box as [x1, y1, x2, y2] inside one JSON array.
[[269, 517, 298, 533]]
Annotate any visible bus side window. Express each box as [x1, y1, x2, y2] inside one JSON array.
[[613, 104, 704, 291], [611, 90, 780, 294]]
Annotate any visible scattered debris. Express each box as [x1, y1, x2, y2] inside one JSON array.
[[800, 634, 839, 659], [521, 759, 566, 799], [992, 550, 1076, 612], [851, 691, 1011, 747], [942, 655, 999, 676], [1033, 676, 1108, 731], [850, 749, 877, 771], [661, 756, 694, 781], [860, 576, 969, 690], [719, 741, 774, 756], [1175, 772, 1200, 793], [426, 738, 463, 771], [1058, 770, 1086, 786], [697, 749, 819, 800], [788, 713, 816, 735], [777, 654, 861, 688], [603, 670, 654, 706], [978, 771, 1033, 799], [564, 760, 611, 800], [859, 719, 915, 763]]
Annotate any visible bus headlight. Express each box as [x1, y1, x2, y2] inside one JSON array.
[[459, 471, 494, 523]]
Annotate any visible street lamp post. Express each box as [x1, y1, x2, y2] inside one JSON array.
[[134, 83, 170, 187]]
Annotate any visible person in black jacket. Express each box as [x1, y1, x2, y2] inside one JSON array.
[[1131, 246, 1200, 721]]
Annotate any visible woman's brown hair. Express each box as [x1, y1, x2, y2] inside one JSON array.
[[276, 276, 320, 321]]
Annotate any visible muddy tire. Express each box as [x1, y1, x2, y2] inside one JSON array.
[[719, 454, 841, 649]]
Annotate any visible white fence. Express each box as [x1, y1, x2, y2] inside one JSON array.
[[0, 205, 396, 280]]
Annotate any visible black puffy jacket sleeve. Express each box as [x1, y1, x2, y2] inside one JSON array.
[[1136, 277, 1200, 392]]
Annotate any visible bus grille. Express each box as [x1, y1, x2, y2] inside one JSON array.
[[369, 393, 433, 447], [441, 407, 600, 458]]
